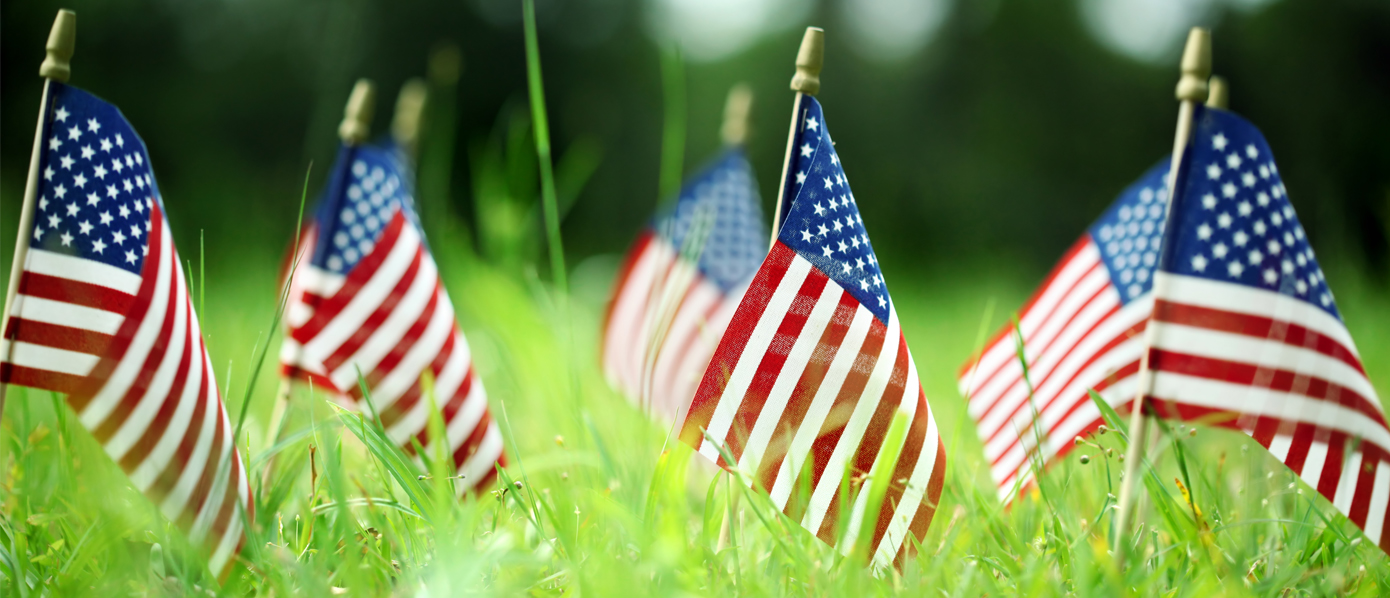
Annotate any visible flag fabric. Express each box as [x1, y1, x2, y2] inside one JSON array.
[[278, 140, 504, 493], [679, 96, 946, 569], [602, 149, 767, 420], [1148, 106, 1389, 551], [0, 82, 251, 577], [959, 161, 1170, 498]]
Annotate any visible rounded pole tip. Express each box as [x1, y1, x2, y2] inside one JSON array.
[[1206, 75, 1229, 109], [721, 83, 754, 146], [392, 78, 429, 151], [40, 9, 76, 82], [338, 79, 376, 145], [790, 27, 824, 95], [1175, 27, 1212, 103]]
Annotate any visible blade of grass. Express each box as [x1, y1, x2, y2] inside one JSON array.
[[522, 0, 566, 295]]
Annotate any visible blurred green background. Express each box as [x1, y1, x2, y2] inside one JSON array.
[[2, 0, 1388, 439]]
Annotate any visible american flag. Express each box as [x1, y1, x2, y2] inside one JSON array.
[[1148, 106, 1388, 551], [279, 141, 504, 493], [679, 96, 946, 569], [0, 83, 251, 577], [959, 161, 1169, 498], [602, 149, 766, 420]]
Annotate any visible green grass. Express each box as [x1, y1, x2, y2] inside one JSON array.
[[2, 226, 1388, 595]]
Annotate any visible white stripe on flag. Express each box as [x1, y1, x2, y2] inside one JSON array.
[[130, 329, 206, 491], [81, 224, 176, 429], [159, 355, 221, 521], [736, 278, 843, 474], [0, 340, 100, 376], [331, 254, 439, 385], [768, 303, 875, 509], [364, 294, 455, 408], [803, 313, 902, 534], [698, 256, 814, 462], [1364, 462, 1390, 544], [13, 294, 125, 334], [1156, 273, 1363, 361], [105, 265, 191, 462], [1151, 321, 1378, 407], [24, 248, 143, 294], [304, 229, 420, 361], [1150, 372, 1390, 453], [874, 395, 937, 566]]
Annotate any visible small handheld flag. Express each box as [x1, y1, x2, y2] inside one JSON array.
[[1149, 105, 1389, 551], [280, 80, 504, 493], [960, 161, 1169, 497], [679, 29, 946, 569], [602, 146, 767, 420], [0, 10, 250, 578]]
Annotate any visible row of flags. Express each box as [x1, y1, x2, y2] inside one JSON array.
[[1, 16, 1384, 581]]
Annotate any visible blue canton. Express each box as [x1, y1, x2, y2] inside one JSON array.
[[1164, 107, 1336, 319], [777, 97, 891, 323], [654, 149, 767, 291], [312, 144, 421, 274], [1087, 159, 1171, 304], [29, 83, 160, 275]]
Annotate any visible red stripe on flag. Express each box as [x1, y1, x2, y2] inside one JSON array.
[[148, 367, 211, 503], [291, 215, 407, 346], [453, 412, 494, 469], [71, 207, 167, 409], [681, 242, 796, 448], [894, 438, 947, 568], [789, 316, 888, 523], [0, 363, 86, 394], [977, 295, 1122, 446], [355, 279, 442, 398], [721, 269, 830, 465], [118, 323, 196, 471], [17, 271, 135, 313], [816, 336, 910, 542], [1154, 300, 1367, 377], [1317, 432, 1348, 498], [178, 408, 228, 528], [4, 319, 114, 355], [754, 292, 858, 490], [322, 248, 424, 373], [91, 266, 183, 443], [870, 390, 933, 553], [377, 322, 455, 428], [1148, 349, 1386, 428]]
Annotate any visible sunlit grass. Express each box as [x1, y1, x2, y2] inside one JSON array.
[[3, 225, 1388, 595]]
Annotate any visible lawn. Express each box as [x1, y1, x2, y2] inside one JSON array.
[[3, 214, 1387, 596]]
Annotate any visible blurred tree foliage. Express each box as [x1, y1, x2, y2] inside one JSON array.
[[2, 0, 1387, 281]]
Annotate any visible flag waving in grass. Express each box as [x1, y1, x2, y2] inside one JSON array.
[[0, 82, 251, 577], [1147, 106, 1388, 551], [602, 149, 766, 420], [679, 96, 946, 569], [960, 160, 1170, 499], [278, 138, 504, 494]]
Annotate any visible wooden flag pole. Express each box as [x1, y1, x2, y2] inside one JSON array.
[[721, 83, 754, 147], [1112, 27, 1211, 558], [1206, 75, 1229, 110], [266, 79, 376, 447], [392, 78, 428, 159], [770, 27, 824, 247], [0, 9, 76, 421]]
